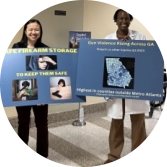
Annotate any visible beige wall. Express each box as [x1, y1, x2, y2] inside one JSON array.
[[9, 0, 153, 48], [9, 27, 24, 48], [9, 1, 84, 48], [8, 17, 33, 48], [83, 1, 154, 40], [83, 1, 163, 66], [34, 1, 84, 48]]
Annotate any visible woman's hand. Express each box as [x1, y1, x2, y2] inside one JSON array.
[[117, 35, 131, 41], [122, 36, 131, 41], [42, 56, 56, 65]]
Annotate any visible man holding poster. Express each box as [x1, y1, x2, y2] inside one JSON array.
[[104, 9, 150, 164]]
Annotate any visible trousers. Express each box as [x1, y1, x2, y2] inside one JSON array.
[[16, 105, 48, 158], [108, 99, 147, 161]]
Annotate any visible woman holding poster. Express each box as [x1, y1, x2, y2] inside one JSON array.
[[12, 19, 49, 158], [104, 9, 150, 164]]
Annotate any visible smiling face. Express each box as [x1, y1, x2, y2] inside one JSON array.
[[38, 57, 47, 70], [116, 10, 131, 31], [25, 22, 41, 43]]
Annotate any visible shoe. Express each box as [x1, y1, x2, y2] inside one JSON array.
[[104, 159, 120, 167]]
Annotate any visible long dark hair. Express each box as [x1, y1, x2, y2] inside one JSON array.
[[19, 19, 43, 47]]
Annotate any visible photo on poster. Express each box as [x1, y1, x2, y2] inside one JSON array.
[[12, 79, 38, 101], [50, 77, 72, 100], [69, 31, 91, 48], [26, 55, 57, 71], [103, 57, 135, 89]]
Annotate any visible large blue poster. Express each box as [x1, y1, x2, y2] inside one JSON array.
[[76, 39, 164, 101], [0, 48, 86, 107]]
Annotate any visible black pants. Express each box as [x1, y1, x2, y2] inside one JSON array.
[[16, 105, 48, 157]]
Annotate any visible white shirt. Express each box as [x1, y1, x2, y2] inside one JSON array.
[[105, 29, 150, 119], [105, 29, 146, 40]]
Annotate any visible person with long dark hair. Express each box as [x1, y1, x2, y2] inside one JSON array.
[[104, 9, 150, 164], [27, 55, 56, 70], [12, 19, 49, 158]]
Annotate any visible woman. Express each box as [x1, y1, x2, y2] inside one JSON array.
[[27, 55, 56, 70], [17, 80, 33, 100], [12, 19, 49, 158], [104, 9, 150, 164], [52, 79, 66, 98]]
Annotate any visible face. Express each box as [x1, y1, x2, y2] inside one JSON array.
[[71, 37, 76, 43], [116, 10, 131, 31], [25, 22, 41, 43], [38, 57, 47, 70], [59, 82, 64, 87]]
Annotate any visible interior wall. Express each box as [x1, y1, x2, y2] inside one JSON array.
[[83, 1, 154, 40], [8, 17, 33, 48], [9, 0, 154, 48], [34, 1, 84, 48], [9, 1, 84, 48]]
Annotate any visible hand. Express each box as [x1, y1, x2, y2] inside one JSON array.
[[122, 36, 131, 41], [20, 90, 26, 96], [42, 56, 56, 65], [37, 104, 45, 106], [117, 35, 131, 41]]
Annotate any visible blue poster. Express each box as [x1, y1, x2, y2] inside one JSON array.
[[69, 31, 91, 48], [0, 48, 86, 107], [76, 39, 164, 101]]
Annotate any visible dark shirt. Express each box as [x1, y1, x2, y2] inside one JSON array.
[[12, 42, 48, 48]]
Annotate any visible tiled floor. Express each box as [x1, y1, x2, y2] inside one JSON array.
[[19, 108, 162, 167]]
